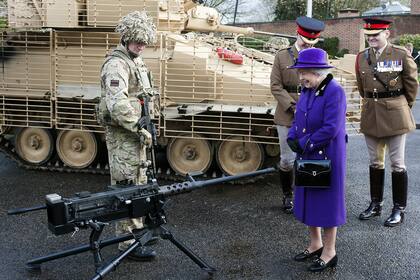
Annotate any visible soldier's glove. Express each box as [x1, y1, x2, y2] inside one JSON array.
[[144, 88, 159, 97], [139, 128, 152, 148], [287, 139, 302, 154]]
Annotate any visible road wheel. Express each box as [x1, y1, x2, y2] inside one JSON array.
[[15, 127, 54, 165], [265, 144, 280, 157], [216, 136, 264, 175], [167, 135, 213, 176], [56, 130, 97, 168]]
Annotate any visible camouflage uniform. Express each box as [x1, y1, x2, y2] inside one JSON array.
[[99, 11, 157, 250]]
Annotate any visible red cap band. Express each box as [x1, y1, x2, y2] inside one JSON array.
[[297, 26, 321, 39], [364, 23, 390, 29]]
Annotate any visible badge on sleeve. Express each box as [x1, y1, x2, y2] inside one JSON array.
[[110, 80, 119, 87]]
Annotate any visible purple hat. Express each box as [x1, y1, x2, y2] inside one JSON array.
[[288, 48, 334, 69]]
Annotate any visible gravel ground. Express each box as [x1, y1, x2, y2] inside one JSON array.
[[1, 128, 420, 280]]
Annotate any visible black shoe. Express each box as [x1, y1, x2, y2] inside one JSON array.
[[283, 195, 293, 214], [308, 255, 338, 272], [384, 207, 405, 227], [125, 246, 157, 262], [359, 201, 382, 220], [294, 247, 323, 262]]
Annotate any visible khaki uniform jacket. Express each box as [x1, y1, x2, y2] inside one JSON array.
[[270, 45, 300, 127], [356, 44, 419, 138]]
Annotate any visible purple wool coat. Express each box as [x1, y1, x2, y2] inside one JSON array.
[[288, 75, 347, 228]]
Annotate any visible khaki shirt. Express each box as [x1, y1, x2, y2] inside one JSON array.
[[270, 45, 300, 127], [356, 44, 418, 137]]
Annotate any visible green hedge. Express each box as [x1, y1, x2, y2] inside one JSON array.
[[398, 34, 420, 50], [317, 37, 348, 58], [0, 17, 7, 28]]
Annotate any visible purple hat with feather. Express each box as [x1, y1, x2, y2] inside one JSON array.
[[288, 48, 334, 69]]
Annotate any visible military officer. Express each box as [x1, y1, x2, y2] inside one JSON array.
[[98, 11, 158, 260], [270, 16, 325, 213], [356, 18, 418, 227]]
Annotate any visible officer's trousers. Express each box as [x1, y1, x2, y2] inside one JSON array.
[[276, 125, 296, 171], [364, 134, 406, 172]]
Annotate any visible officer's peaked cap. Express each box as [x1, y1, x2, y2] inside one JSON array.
[[296, 16, 325, 45], [363, 18, 392, 35]]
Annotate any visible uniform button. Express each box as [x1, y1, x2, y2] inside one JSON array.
[[373, 78, 376, 81], [302, 128, 306, 133], [319, 150, 323, 155], [310, 144, 314, 148]]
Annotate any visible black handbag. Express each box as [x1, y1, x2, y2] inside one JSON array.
[[294, 150, 331, 188]]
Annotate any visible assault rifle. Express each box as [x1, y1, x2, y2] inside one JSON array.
[[137, 94, 158, 176], [8, 167, 276, 280]]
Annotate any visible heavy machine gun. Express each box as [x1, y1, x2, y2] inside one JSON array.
[[8, 167, 276, 279]]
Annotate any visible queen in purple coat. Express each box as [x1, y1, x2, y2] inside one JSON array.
[[286, 48, 347, 272]]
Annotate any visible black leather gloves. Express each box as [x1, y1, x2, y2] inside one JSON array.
[[287, 139, 303, 154]]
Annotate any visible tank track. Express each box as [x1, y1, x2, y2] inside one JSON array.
[[0, 134, 274, 183]]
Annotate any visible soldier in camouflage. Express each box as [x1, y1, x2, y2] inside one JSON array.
[[99, 11, 158, 261]]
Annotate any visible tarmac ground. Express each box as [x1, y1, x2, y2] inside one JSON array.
[[1, 98, 420, 280]]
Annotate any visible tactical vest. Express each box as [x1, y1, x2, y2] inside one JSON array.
[[96, 47, 153, 126]]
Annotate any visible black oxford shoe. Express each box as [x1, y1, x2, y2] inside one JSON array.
[[294, 247, 323, 262], [359, 202, 382, 220], [308, 255, 338, 272], [384, 207, 405, 227], [126, 246, 157, 261]]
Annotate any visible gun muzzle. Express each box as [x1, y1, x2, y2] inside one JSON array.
[[7, 205, 47, 215]]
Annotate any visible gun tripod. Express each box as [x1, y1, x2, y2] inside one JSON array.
[[26, 221, 216, 280]]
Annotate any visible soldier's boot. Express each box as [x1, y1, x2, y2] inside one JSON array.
[[126, 246, 157, 261], [279, 169, 294, 214], [359, 166, 384, 220], [384, 170, 407, 227]]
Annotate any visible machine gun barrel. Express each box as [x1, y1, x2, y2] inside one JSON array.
[[7, 205, 47, 215], [158, 167, 276, 196]]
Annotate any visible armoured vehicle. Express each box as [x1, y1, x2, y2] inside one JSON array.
[[0, 0, 361, 177]]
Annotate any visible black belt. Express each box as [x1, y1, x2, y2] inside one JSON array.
[[365, 91, 403, 99], [283, 85, 300, 94]]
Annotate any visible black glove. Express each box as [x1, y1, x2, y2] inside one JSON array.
[[287, 139, 302, 153], [287, 104, 296, 114]]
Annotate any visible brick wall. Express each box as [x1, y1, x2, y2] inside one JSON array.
[[412, 0, 420, 14], [237, 15, 420, 54]]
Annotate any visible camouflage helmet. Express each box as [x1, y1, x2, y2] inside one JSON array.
[[264, 37, 289, 53], [115, 11, 157, 45]]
